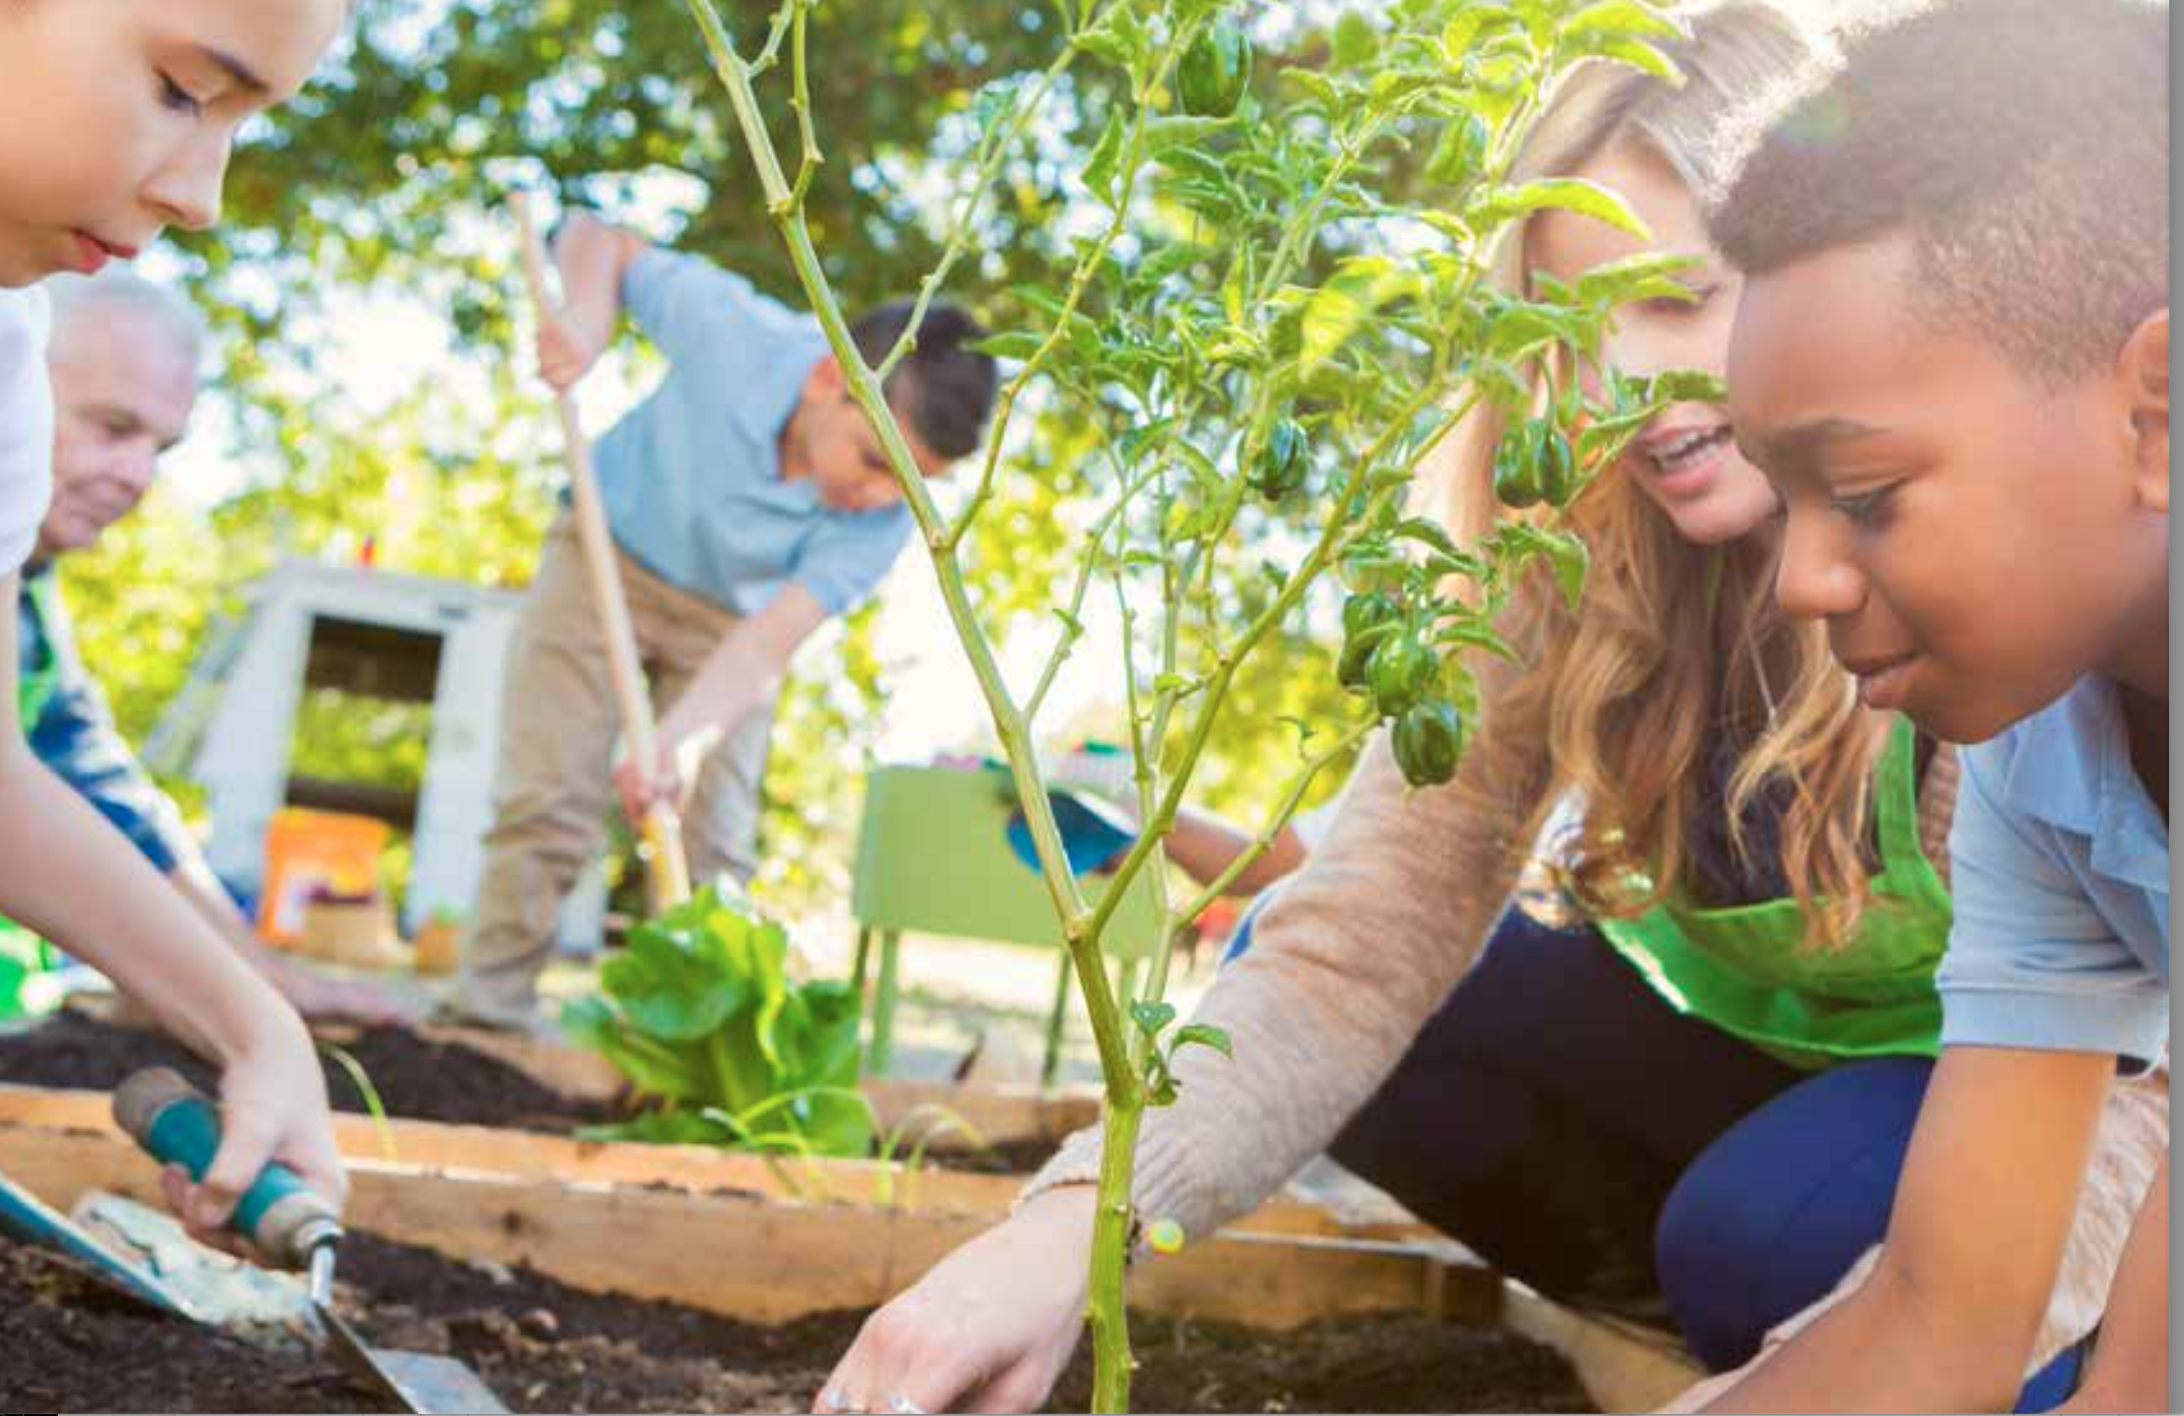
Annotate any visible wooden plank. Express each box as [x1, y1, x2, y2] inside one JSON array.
[[0, 1120, 1497, 1331], [1501, 1282, 1703, 1414], [0, 1085, 1428, 1242]]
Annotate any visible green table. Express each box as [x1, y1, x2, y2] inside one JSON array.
[[850, 765, 1162, 1083]]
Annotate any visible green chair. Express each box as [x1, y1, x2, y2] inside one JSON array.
[[849, 765, 1163, 1084]]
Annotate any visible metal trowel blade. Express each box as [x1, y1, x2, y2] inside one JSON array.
[[316, 1300, 509, 1415]]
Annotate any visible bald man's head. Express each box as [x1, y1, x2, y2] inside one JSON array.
[[38, 271, 204, 560]]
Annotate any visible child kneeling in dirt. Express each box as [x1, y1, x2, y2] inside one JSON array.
[[0, 0, 352, 1235], [1692, 0, 2169, 1409], [456, 212, 998, 1028]]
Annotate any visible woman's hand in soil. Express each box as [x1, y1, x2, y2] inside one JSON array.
[[159, 1014, 348, 1254], [818, 1187, 1095, 1415]]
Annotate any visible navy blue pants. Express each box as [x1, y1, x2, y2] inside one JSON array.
[[1229, 904, 2083, 1409]]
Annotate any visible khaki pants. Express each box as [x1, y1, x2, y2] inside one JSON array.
[[458, 516, 775, 1021]]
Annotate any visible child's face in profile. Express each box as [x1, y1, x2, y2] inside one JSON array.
[[1727, 233, 2170, 743], [0, 0, 346, 286]]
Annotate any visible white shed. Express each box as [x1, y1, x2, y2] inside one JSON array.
[[149, 560, 606, 949]]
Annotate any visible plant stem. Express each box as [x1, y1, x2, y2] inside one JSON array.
[[1088, 1095, 1145, 1413], [681, 0, 1139, 1097]]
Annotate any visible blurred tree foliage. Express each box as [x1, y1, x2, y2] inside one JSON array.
[[62, 0, 1362, 920]]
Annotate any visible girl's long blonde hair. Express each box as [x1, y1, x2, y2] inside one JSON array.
[[1444, 2, 1889, 948]]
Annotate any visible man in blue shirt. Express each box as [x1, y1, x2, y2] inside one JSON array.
[[456, 214, 996, 1026], [2, 269, 399, 1023]]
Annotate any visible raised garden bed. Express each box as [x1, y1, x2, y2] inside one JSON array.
[[0, 1008, 1419, 1241], [2, 1227, 1593, 1413], [0, 1075, 1699, 1413]]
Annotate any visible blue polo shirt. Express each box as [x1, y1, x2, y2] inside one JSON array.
[[591, 249, 913, 618], [1940, 675, 2169, 1069]]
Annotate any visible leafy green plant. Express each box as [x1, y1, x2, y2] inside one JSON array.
[[661, 0, 1708, 1406], [562, 883, 871, 1156]]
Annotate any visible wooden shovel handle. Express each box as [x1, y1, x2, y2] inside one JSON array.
[[509, 192, 692, 913]]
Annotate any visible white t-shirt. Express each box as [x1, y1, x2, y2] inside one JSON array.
[[0, 286, 53, 580]]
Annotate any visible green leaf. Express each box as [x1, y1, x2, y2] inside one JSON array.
[[1143, 115, 1236, 163], [1436, 619, 1522, 661], [605, 921, 741, 1042], [1174, 441, 1224, 492], [1562, 32, 1683, 83], [1299, 257, 1421, 378], [1083, 111, 1128, 210], [1442, 4, 1522, 66], [1283, 68, 1344, 114], [1640, 368, 1727, 405], [1557, 0, 1685, 43], [1503, 524, 1592, 611], [1075, 3, 1149, 72], [1333, 11, 1381, 66], [970, 331, 1043, 362], [1392, 516, 1464, 561], [1485, 298, 1581, 360], [1542, 530, 1590, 611], [1467, 178, 1651, 240], [1571, 251, 1700, 308], [565, 885, 869, 1156], [1168, 1023, 1233, 1060], [1130, 1000, 1178, 1038]]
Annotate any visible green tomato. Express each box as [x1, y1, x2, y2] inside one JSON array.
[[1392, 699, 1463, 787], [1342, 590, 1401, 641], [1492, 423, 1545, 510], [1337, 619, 1395, 691], [1177, 20, 1252, 118], [1538, 424, 1579, 508], [1368, 634, 1436, 718], [1254, 417, 1308, 501]]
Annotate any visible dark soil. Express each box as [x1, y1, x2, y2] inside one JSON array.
[[0, 1013, 1059, 1173], [1, 1229, 1592, 1414], [916, 1134, 1059, 1174], [0, 1012, 606, 1131]]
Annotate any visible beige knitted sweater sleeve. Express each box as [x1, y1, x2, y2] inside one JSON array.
[[1019, 704, 1540, 1240]]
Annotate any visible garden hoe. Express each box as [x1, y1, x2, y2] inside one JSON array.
[[113, 1066, 507, 1415]]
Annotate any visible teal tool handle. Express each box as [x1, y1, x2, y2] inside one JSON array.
[[111, 1066, 341, 1268]]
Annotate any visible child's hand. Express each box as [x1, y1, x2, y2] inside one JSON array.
[[158, 1015, 347, 1255], [537, 298, 614, 391]]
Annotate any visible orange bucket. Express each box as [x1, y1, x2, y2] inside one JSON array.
[[258, 809, 391, 948]]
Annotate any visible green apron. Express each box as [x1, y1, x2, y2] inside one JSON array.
[[1595, 717, 1949, 1071], [0, 576, 64, 1019]]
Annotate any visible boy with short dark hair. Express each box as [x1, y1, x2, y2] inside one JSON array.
[[458, 212, 998, 1026], [1701, 0, 2168, 1408]]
